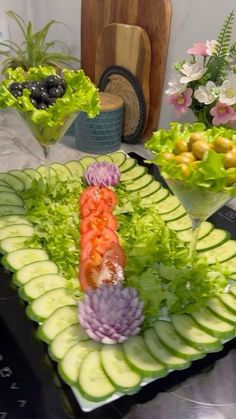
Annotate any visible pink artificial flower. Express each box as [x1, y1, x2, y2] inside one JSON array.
[[187, 42, 208, 56], [210, 102, 236, 125], [169, 88, 193, 116]]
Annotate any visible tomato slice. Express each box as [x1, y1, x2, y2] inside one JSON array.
[[100, 188, 117, 210], [102, 242, 126, 267], [92, 228, 119, 255], [80, 242, 103, 265], [79, 186, 100, 207], [80, 198, 110, 218], [79, 258, 100, 291], [80, 211, 118, 234]]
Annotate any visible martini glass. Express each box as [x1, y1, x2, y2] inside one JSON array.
[[19, 112, 77, 184], [165, 178, 231, 259]]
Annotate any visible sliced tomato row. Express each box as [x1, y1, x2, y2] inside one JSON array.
[[78, 186, 126, 291]]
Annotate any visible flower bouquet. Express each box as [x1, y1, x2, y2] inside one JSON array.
[[166, 10, 236, 127]]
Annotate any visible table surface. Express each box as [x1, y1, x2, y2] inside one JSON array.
[[0, 109, 236, 419]]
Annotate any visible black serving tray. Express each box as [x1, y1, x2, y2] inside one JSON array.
[[0, 153, 236, 419]]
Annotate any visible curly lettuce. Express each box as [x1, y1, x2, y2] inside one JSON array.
[[0, 66, 100, 128], [145, 122, 236, 194]]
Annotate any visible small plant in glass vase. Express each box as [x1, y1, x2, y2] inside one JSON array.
[[166, 10, 236, 127]]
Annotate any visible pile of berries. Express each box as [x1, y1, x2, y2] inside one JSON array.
[[8, 75, 67, 110]]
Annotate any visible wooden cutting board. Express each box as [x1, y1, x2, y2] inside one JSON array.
[[81, 0, 172, 139], [95, 23, 151, 137]]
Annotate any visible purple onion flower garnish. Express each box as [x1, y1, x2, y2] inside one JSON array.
[[78, 284, 144, 344], [84, 161, 120, 187]]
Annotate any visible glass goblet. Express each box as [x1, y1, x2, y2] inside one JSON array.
[[165, 178, 231, 260], [19, 112, 78, 184]]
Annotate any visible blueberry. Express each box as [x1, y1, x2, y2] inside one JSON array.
[[27, 84, 41, 99], [48, 85, 64, 98], [30, 97, 38, 108], [40, 91, 50, 103], [22, 81, 29, 89], [60, 78, 67, 90], [38, 83, 47, 92], [47, 97, 56, 106], [44, 75, 62, 89], [9, 82, 23, 92], [37, 102, 48, 110], [11, 89, 23, 98]]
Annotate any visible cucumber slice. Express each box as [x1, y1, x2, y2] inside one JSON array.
[[230, 272, 236, 280], [24, 168, 42, 181], [59, 342, 101, 387], [96, 154, 113, 163], [0, 224, 34, 241], [119, 158, 136, 173], [79, 156, 96, 171], [9, 170, 33, 190], [3, 248, 49, 271], [144, 328, 190, 370], [207, 297, 236, 325], [156, 195, 180, 215], [154, 320, 204, 361], [142, 187, 169, 204], [77, 351, 115, 401], [19, 273, 67, 301], [221, 257, 236, 274], [13, 260, 58, 286], [0, 236, 30, 253], [120, 166, 146, 182], [0, 180, 9, 187], [0, 173, 24, 191], [110, 151, 127, 167], [38, 305, 78, 343], [139, 180, 161, 198], [123, 335, 167, 378], [49, 324, 89, 361], [50, 163, 72, 181], [126, 174, 153, 192], [171, 314, 222, 352], [201, 240, 236, 264], [0, 215, 31, 229], [196, 229, 229, 251], [26, 288, 76, 322], [161, 205, 186, 222], [101, 344, 141, 392], [177, 221, 213, 242], [0, 185, 14, 193], [0, 205, 26, 216], [167, 214, 192, 232], [65, 160, 84, 177], [36, 165, 57, 180], [0, 192, 24, 207], [229, 285, 236, 299], [220, 293, 236, 314], [191, 307, 235, 339]]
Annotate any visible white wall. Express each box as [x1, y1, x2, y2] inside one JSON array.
[[1, 0, 236, 129]]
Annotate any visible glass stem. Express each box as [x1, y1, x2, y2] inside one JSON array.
[[42, 144, 51, 186], [189, 217, 202, 260]]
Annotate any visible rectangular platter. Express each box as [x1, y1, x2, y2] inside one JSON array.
[[0, 151, 236, 416]]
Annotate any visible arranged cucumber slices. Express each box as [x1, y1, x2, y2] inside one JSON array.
[[101, 344, 141, 392], [27, 287, 76, 322], [154, 321, 204, 361], [2, 153, 236, 407], [78, 351, 115, 402], [49, 324, 89, 361], [171, 314, 222, 352], [59, 341, 101, 386], [38, 305, 78, 343], [123, 335, 167, 378]]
